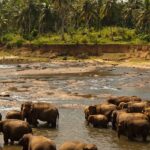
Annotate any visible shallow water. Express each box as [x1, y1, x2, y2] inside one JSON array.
[[0, 63, 150, 150]]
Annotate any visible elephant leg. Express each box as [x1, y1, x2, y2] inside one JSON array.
[[51, 121, 56, 128], [142, 132, 148, 142], [112, 121, 117, 130], [142, 135, 147, 142], [10, 140, 14, 145], [4, 134, 9, 145], [103, 124, 108, 128], [23, 145, 28, 150], [127, 132, 134, 141], [32, 119, 38, 127]]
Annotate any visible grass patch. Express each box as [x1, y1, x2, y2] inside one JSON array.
[[0, 27, 149, 46]]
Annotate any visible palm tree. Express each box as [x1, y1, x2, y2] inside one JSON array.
[[80, 0, 97, 29], [0, 14, 8, 36], [123, 0, 143, 28], [101, 0, 121, 40], [16, 0, 40, 35], [136, 0, 150, 34], [39, 2, 56, 33], [52, 0, 72, 40]]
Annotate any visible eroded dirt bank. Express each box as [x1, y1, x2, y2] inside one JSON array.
[[0, 44, 150, 58]]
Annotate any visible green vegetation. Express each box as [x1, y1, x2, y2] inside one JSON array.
[[0, 0, 149, 45], [0, 27, 149, 46]]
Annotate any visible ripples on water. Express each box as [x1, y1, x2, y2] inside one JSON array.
[[0, 64, 150, 150]]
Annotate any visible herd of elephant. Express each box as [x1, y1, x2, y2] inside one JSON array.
[[0, 102, 97, 150], [84, 96, 150, 142], [0, 96, 150, 150]]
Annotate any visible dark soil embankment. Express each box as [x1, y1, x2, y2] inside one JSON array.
[[0, 44, 150, 57]]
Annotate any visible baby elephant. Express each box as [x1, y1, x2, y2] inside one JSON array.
[[87, 114, 108, 128], [0, 119, 32, 144], [59, 141, 97, 150], [19, 134, 56, 150], [6, 110, 23, 120]]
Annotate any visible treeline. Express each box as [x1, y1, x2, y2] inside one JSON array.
[[0, 0, 149, 41]]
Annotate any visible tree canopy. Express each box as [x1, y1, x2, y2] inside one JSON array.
[[0, 0, 149, 38]]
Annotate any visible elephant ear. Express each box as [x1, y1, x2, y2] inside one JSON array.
[[89, 106, 97, 115]]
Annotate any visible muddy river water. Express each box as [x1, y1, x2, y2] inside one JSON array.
[[0, 62, 150, 150]]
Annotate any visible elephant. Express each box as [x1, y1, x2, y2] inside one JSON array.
[[127, 102, 148, 113], [0, 119, 32, 144], [116, 112, 148, 136], [19, 133, 56, 150], [111, 109, 127, 130], [21, 102, 59, 128], [143, 107, 150, 121], [107, 96, 142, 106], [117, 102, 128, 110], [118, 119, 150, 141], [87, 114, 108, 128], [59, 141, 97, 150], [84, 103, 116, 122], [6, 110, 23, 120], [112, 109, 148, 131], [84, 106, 90, 120]]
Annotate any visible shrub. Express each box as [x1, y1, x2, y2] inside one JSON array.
[[6, 43, 14, 49], [81, 38, 88, 44], [15, 39, 24, 47], [31, 29, 38, 38], [140, 34, 150, 42], [1, 34, 13, 44]]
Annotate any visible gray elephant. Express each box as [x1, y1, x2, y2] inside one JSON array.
[[19, 134, 56, 150], [6, 110, 23, 120], [84, 103, 116, 122], [111, 109, 127, 130], [117, 102, 128, 110], [87, 114, 108, 128], [0, 119, 32, 144], [118, 119, 150, 141], [21, 102, 59, 128], [59, 141, 97, 150], [144, 107, 150, 121], [112, 110, 148, 131], [107, 96, 142, 106], [127, 102, 148, 113]]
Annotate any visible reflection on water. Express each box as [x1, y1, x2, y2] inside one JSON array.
[[0, 64, 150, 150]]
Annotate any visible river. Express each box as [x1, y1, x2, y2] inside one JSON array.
[[0, 62, 150, 150]]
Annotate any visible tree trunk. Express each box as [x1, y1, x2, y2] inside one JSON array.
[[61, 11, 65, 40]]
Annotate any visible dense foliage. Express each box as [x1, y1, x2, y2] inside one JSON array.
[[0, 0, 149, 44]]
